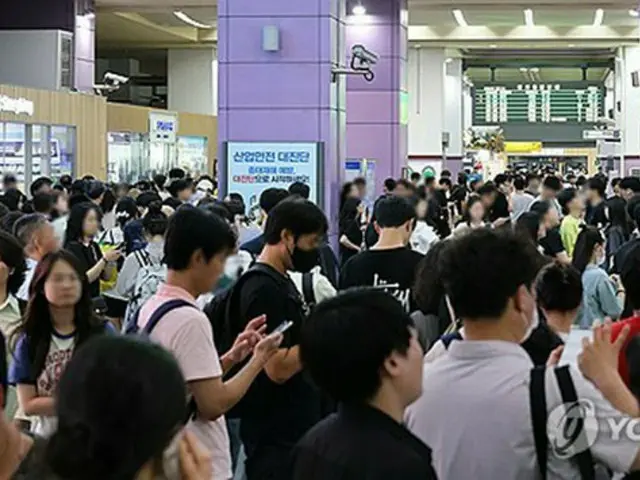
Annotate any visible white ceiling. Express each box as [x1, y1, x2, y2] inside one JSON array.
[[96, 0, 640, 48]]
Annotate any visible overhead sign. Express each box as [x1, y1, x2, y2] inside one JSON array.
[[474, 82, 604, 125], [505, 141, 542, 153], [149, 111, 178, 143], [0, 95, 34, 116], [582, 129, 621, 141], [226, 142, 323, 207]]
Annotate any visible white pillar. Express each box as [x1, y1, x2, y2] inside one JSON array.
[[167, 49, 217, 115], [444, 58, 464, 158], [408, 47, 445, 156]]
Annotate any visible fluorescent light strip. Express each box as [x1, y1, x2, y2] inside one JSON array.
[[452, 9, 468, 27], [173, 11, 213, 29], [593, 8, 604, 26], [524, 8, 534, 27]]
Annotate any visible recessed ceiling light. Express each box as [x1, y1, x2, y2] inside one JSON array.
[[524, 8, 535, 27], [630, 9, 640, 17], [568, 43, 576, 47], [352, 3, 366, 16], [490, 44, 497, 48], [452, 9, 468, 27], [593, 8, 604, 26], [173, 11, 213, 29]]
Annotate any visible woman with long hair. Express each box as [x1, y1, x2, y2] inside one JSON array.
[[515, 212, 546, 250], [572, 226, 624, 327], [604, 196, 631, 270], [65, 203, 121, 298], [339, 182, 359, 213], [8, 251, 114, 437], [452, 195, 486, 237], [339, 197, 363, 266]]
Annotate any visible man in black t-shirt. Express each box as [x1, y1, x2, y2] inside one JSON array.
[[586, 177, 607, 227], [341, 196, 423, 313], [234, 198, 329, 480], [531, 200, 570, 264]]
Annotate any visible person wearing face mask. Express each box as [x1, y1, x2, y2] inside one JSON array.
[[232, 198, 329, 480], [340, 195, 424, 314], [407, 228, 640, 479], [573, 225, 624, 328]]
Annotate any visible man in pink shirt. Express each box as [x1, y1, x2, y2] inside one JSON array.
[[137, 206, 281, 479]]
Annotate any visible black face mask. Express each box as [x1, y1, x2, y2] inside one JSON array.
[[290, 246, 319, 273]]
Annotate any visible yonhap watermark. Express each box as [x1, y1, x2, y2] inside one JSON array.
[[547, 399, 640, 457]]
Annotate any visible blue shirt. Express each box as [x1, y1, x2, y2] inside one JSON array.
[[577, 264, 622, 328]]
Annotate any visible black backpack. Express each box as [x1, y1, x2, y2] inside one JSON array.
[[204, 264, 302, 354]]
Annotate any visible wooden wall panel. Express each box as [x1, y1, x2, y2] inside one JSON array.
[[0, 85, 107, 178]]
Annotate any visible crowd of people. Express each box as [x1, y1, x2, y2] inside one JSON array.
[[3, 165, 640, 479]]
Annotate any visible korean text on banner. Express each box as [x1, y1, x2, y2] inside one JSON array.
[[227, 142, 319, 208]]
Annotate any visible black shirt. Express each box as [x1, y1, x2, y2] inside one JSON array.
[[539, 226, 565, 258], [586, 200, 607, 228], [339, 218, 362, 266], [489, 191, 510, 222], [65, 240, 103, 298], [340, 247, 424, 313], [235, 264, 324, 458], [291, 404, 437, 480]]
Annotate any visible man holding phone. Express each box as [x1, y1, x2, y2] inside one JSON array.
[[233, 198, 329, 480]]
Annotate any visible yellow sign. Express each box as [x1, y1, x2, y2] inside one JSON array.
[[505, 142, 542, 153]]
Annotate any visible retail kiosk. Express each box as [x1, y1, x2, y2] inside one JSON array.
[[0, 84, 107, 191]]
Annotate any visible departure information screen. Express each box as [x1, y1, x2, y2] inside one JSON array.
[[473, 83, 604, 125]]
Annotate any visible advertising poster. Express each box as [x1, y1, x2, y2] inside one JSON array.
[[226, 142, 322, 213]]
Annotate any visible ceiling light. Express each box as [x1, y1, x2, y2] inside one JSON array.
[[452, 9, 468, 27], [630, 9, 640, 17], [593, 8, 604, 26], [520, 67, 528, 72], [490, 44, 497, 48], [173, 10, 214, 29], [568, 43, 576, 47], [352, 3, 366, 16], [445, 58, 453, 63], [524, 8, 535, 27]]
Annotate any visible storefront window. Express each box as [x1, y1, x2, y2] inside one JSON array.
[[177, 136, 208, 178], [51, 126, 76, 181], [0, 122, 76, 193], [108, 132, 148, 184], [0, 123, 27, 192]]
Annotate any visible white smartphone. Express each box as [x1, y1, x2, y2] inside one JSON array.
[[272, 320, 294, 335]]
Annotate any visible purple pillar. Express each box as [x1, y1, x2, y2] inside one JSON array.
[[218, 0, 347, 235], [346, 0, 408, 192]]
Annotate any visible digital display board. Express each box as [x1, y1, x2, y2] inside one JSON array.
[[473, 83, 604, 125]]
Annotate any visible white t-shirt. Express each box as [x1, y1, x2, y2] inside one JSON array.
[[9, 331, 75, 437], [138, 283, 232, 479], [407, 340, 639, 479], [17, 258, 38, 302]]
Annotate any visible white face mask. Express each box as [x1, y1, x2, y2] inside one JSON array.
[[521, 305, 540, 343]]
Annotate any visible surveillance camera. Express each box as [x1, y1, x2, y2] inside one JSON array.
[[351, 44, 378, 66], [103, 72, 130, 86]]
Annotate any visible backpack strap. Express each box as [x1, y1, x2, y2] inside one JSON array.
[[301, 272, 315, 306], [530, 366, 548, 480], [441, 331, 463, 349], [142, 299, 195, 336], [554, 366, 596, 480]]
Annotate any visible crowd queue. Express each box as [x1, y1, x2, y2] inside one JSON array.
[[2, 166, 640, 479]]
